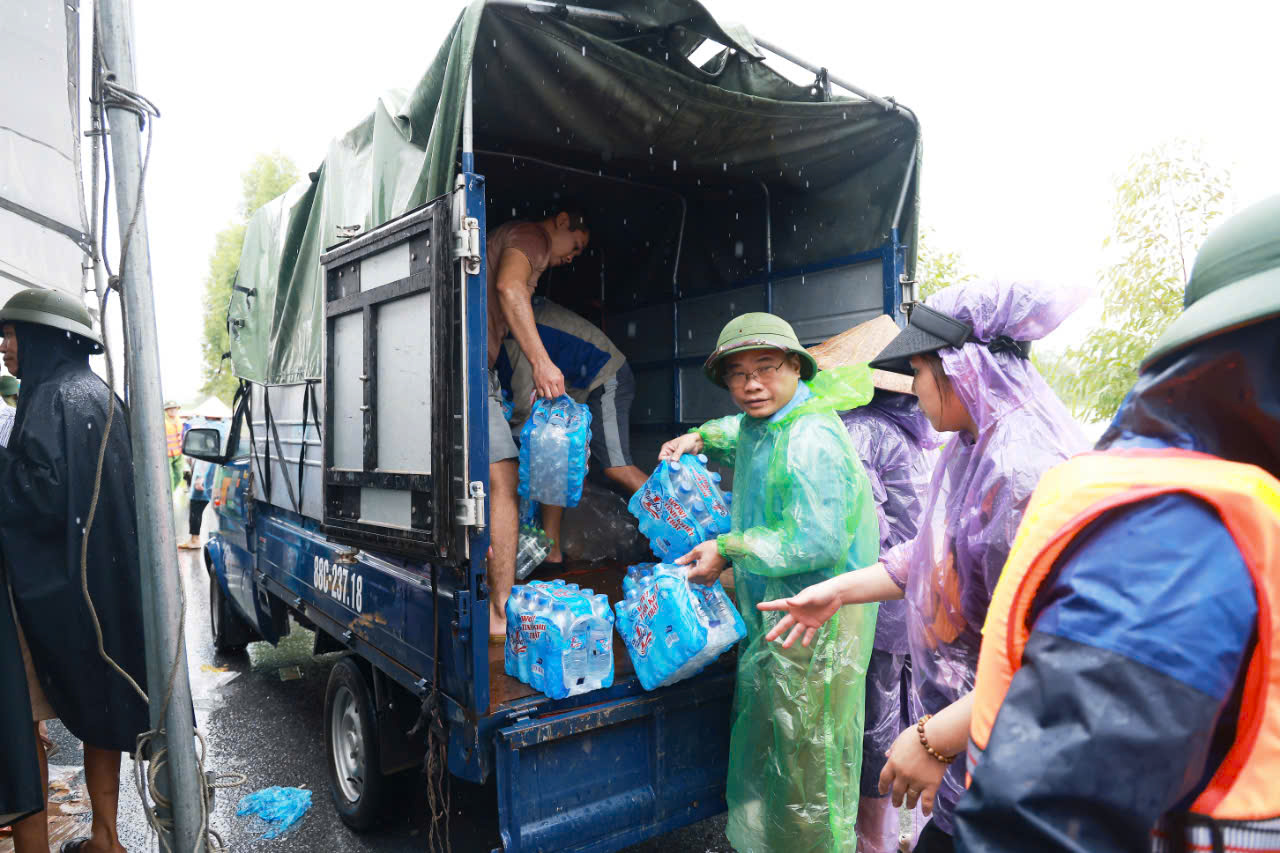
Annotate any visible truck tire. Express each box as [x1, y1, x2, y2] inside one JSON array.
[[324, 656, 387, 831], [209, 574, 251, 654]]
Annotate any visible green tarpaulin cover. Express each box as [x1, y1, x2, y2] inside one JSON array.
[[229, 0, 919, 385]]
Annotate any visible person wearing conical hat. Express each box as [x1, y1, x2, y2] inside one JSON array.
[[659, 311, 881, 852], [810, 315, 942, 853]]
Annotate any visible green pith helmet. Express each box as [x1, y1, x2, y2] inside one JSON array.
[[0, 287, 103, 353], [703, 312, 818, 388], [0, 376, 18, 397], [1143, 194, 1280, 368]]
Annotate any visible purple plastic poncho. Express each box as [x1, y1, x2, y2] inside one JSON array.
[[880, 279, 1089, 834], [841, 392, 942, 656]]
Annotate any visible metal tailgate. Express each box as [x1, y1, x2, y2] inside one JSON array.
[[495, 671, 734, 853]]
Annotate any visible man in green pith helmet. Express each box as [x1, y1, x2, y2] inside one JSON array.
[[659, 311, 881, 852]]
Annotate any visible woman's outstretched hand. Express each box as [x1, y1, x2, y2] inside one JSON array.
[[756, 578, 843, 648]]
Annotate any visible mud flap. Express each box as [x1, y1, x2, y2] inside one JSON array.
[[495, 671, 734, 853]]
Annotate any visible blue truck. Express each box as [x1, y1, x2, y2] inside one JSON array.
[[182, 2, 919, 850]]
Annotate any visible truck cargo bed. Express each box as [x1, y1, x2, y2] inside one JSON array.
[[489, 560, 637, 707]]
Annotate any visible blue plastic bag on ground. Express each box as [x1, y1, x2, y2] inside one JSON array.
[[628, 454, 732, 562], [505, 580, 614, 699], [518, 396, 592, 508], [615, 562, 746, 690], [236, 786, 312, 839]]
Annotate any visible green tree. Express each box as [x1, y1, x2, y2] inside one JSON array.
[[199, 152, 300, 403], [915, 226, 975, 302], [1063, 141, 1230, 422]]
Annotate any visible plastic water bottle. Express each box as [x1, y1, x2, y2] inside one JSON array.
[[515, 525, 553, 581]]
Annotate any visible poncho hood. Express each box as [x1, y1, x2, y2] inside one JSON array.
[[926, 279, 1088, 432], [1099, 318, 1280, 477]]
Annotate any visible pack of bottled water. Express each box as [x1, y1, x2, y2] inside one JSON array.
[[518, 396, 592, 508], [627, 454, 733, 562], [614, 562, 746, 691], [504, 579, 615, 699]]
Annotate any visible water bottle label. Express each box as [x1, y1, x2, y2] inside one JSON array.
[[633, 623, 654, 657], [664, 626, 680, 648], [532, 661, 544, 677], [570, 635, 585, 650]]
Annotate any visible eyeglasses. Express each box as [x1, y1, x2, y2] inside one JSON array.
[[724, 360, 785, 389]]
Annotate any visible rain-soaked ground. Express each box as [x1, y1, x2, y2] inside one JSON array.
[[3, 544, 731, 853]]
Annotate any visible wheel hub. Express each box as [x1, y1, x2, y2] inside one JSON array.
[[331, 685, 365, 803]]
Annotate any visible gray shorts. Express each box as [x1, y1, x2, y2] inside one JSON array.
[[488, 369, 519, 464], [586, 363, 635, 469]]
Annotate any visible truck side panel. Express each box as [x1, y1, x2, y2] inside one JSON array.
[[496, 671, 735, 853]]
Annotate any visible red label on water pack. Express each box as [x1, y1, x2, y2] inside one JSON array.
[[548, 587, 576, 599], [663, 497, 695, 535], [640, 489, 663, 521], [635, 589, 659, 622], [634, 624, 654, 657]]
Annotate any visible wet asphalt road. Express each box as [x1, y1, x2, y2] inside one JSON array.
[[20, 543, 730, 853]]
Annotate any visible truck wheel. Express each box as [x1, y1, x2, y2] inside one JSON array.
[[209, 574, 251, 654], [325, 656, 387, 831]]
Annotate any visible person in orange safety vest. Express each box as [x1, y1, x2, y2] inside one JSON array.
[[957, 195, 1280, 852], [164, 399, 183, 492]]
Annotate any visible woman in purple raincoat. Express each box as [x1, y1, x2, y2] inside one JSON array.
[[761, 280, 1088, 853]]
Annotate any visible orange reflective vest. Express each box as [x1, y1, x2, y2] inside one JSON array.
[[165, 416, 182, 457], [969, 449, 1280, 850]]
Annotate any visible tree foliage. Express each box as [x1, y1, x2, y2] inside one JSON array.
[[915, 226, 975, 302], [199, 152, 300, 403], [1063, 141, 1230, 422]]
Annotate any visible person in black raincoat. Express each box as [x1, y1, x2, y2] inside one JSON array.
[[0, 288, 148, 853]]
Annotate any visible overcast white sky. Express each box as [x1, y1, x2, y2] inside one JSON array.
[[120, 0, 1280, 403]]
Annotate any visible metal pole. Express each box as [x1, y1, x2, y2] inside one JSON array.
[[892, 138, 921, 232], [96, 0, 205, 850], [753, 37, 906, 116]]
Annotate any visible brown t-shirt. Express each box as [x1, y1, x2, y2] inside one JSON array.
[[486, 221, 552, 365]]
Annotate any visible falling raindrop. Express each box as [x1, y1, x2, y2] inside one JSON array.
[[672, 160, 678, 171], [649, 146, 653, 155], [582, 45, 586, 57], [627, 321, 637, 337], [734, 241, 744, 258]]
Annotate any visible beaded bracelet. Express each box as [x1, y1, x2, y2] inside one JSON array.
[[916, 714, 957, 765]]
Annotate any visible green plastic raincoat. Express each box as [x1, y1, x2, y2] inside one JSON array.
[[697, 366, 881, 852]]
